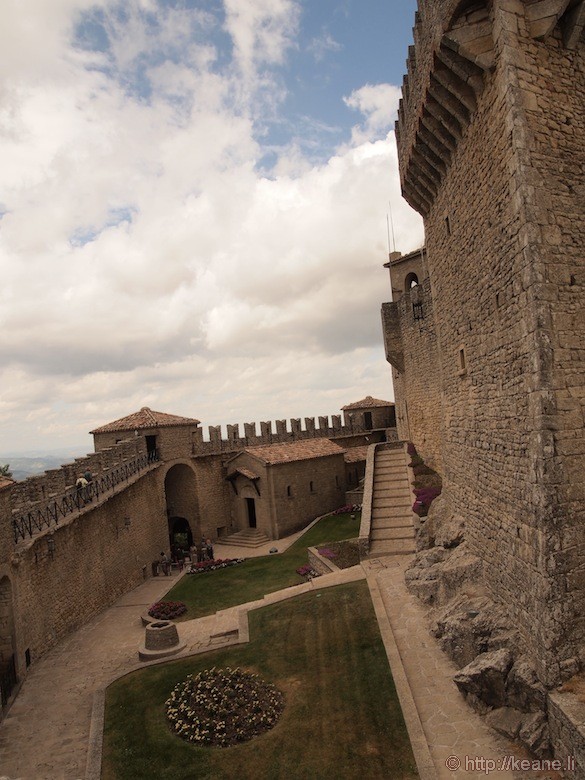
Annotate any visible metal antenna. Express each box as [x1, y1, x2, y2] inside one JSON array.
[[386, 214, 391, 254], [388, 200, 396, 252]]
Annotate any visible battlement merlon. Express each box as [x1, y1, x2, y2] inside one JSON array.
[[396, 0, 582, 217], [188, 413, 375, 455]]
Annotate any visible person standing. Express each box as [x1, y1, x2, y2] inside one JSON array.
[[205, 538, 214, 562], [159, 551, 170, 576], [75, 475, 89, 506]]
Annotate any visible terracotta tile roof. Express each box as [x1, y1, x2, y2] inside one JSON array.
[[343, 445, 370, 463], [244, 438, 345, 465], [229, 467, 260, 481], [341, 395, 393, 410], [90, 407, 200, 434]]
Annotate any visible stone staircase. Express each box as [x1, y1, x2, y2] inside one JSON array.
[[368, 446, 415, 557], [215, 528, 271, 548]]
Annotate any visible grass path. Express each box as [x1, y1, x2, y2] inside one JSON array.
[[103, 581, 418, 780], [164, 512, 360, 620]]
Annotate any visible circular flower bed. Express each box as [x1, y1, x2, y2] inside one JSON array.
[[166, 667, 285, 747], [148, 600, 187, 620]]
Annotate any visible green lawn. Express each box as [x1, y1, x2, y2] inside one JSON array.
[[164, 512, 360, 619], [103, 581, 418, 780]]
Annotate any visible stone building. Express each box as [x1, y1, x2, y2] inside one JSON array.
[[385, 0, 585, 692], [226, 439, 346, 540], [341, 396, 396, 432]]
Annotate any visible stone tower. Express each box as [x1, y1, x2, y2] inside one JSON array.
[[389, 0, 585, 685]]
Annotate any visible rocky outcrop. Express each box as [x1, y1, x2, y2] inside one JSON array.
[[454, 649, 514, 712], [431, 595, 518, 668], [415, 494, 464, 551], [406, 497, 552, 758]]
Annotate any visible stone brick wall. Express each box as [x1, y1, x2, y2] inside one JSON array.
[[383, 277, 443, 471], [394, 0, 585, 686], [189, 455, 234, 540], [268, 455, 346, 539], [9, 469, 167, 675]]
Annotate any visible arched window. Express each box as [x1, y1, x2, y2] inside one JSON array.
[[405, 272, 419, 292]]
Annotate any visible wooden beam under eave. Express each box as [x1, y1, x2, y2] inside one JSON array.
[[563, 0, 585, 47]]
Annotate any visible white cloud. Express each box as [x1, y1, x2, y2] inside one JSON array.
[[0, 0, 423, 453], [344, 83, 402, 143]]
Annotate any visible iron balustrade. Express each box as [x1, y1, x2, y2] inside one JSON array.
[[11, 450, 159, 543], [0, 654, 17, 708]]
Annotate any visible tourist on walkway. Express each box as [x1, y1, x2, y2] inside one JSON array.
[[205, 538, 214, 561], [159, 551, 171, 576], [75, 475, 89, 505]]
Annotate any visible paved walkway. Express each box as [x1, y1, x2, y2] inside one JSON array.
[[0, 541, 547, 780]]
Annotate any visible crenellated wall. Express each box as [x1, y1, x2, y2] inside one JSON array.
[[193, 414, 363, 455]]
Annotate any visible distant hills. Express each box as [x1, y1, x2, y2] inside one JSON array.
[[0, 447, 88, 482]]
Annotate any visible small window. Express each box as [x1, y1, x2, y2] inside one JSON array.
[[458, 346, 467, 376], [335, 475, 340, 487], [286, 485, 292, 497], [405, 272, 419, 292], [309, 481, 315, 493], [445, 215, 451, 235]]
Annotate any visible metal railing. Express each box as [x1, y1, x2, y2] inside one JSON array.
[[12, 450, 160, 543], [0, 655, 17, 708]]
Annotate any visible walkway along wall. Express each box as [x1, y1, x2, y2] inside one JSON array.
[[3, 469, 167, 682], [393, 0, 585, 687]]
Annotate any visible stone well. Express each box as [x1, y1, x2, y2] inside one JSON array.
[[138, 619, 186, 661]]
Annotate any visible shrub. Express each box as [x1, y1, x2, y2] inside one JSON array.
[[187, 558, 243, 574], [148, 601, 187, 620], [296, 564, 320, 578], [332, 504, 361, 516]]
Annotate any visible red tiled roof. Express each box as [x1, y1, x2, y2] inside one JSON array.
[[244, 438, 345, 465], [343, 445, 369, 463], [90, 407, 200, 434], [341, 396, 393, 410]]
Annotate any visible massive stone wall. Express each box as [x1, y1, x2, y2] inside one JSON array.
[[394, 0, 585, 686], [6, 469, 167, 677]]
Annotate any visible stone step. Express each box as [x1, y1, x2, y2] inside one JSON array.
[[373, 489, 411, 498], [374, 470, 408, 480], [372, 516, 415, 530], [371, 506, 413, 519], [368, 538, 415, 557], [216, 529, 271, 548], [373, 496, 412, 508], [371, 527, 415, 541]]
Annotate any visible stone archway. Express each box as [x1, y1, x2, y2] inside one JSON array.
[[0, 576, 17, 708], [168, 516, 193, 553], [164, 464, 200, 553]]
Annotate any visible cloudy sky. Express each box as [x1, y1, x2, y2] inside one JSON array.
[[0, 0, 423, 456]]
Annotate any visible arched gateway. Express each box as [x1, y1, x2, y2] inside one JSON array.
[[163, 463, 200, 553]]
